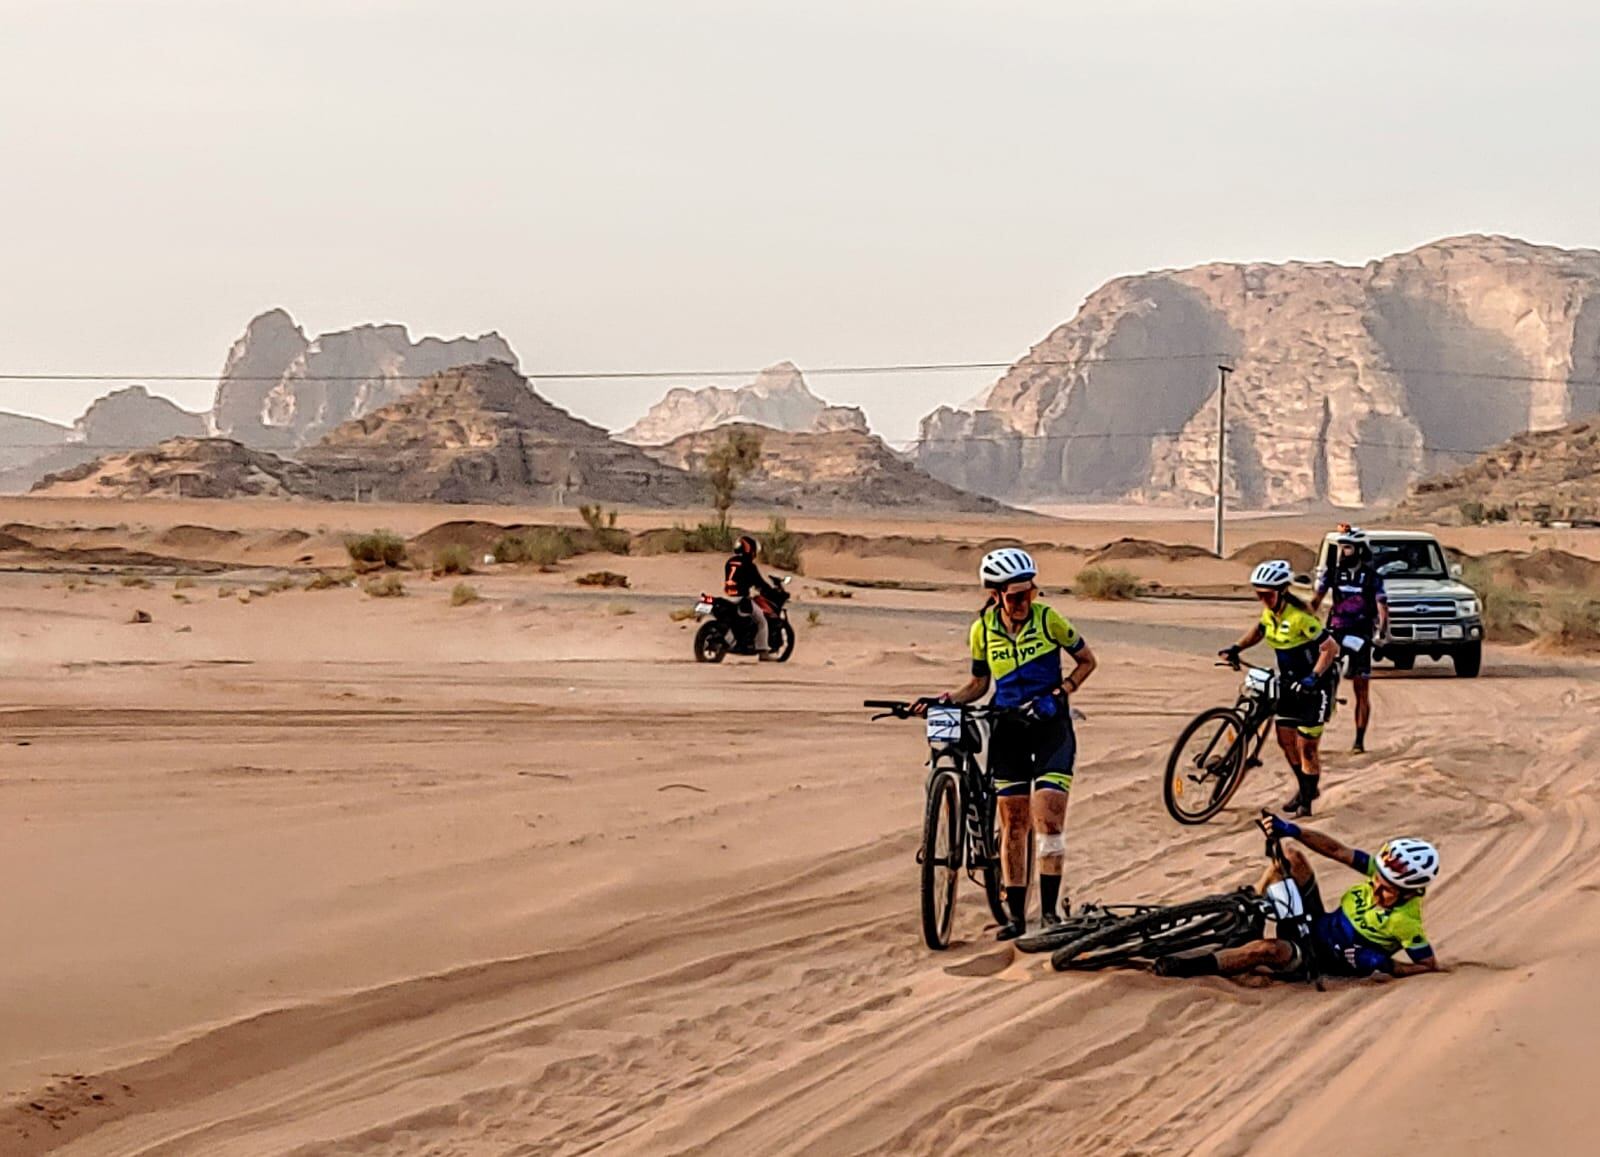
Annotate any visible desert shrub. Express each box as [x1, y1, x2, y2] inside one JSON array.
[[217, 586, 235, 599], [450, 582, 482, 606], [1459, 501, 1486, 525], [631, 523, 736, 555], [493, 528, 575, 566], [1074, 566, 1141, 600], [576, 570, 630, 588], [608, 603, 635, 616], [304, 570, 353, 591], [174, 576, 197, 590], [432, 544, 475, 576], [345, 530, 407, 567], [806, 609, 822, 627], [363, 574, 406, 598], [763, 517, 803, 574], [171, 593, 190, 603], [816, 587, 854, 599], [1540, 594, 1600, 651], [267, 576, 296, 593], [1459, 561, 1536, 638], [578, 505, 630, 554], [668, 607, 696, 622], [120, 576, 153, 589]]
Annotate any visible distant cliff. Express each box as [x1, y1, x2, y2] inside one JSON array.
[[211, 309, 518, 448], [620, 362, 868, 444], [915, 235, 1600, 509]]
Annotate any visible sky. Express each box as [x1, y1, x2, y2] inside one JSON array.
[[2, 0, 1598, 443]]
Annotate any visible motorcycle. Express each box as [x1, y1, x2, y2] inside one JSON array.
[[692, 576, 795, 663]]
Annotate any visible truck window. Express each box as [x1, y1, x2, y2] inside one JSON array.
[[1370, 539, 1446, 579]]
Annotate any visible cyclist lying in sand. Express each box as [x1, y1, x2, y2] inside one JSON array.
[[1155, 813, 1441, 980]]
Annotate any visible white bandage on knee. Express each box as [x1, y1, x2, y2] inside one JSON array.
[[1038, 833, 1067, 856]]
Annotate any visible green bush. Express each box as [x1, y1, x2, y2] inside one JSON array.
[[1459, 501, 1486, 525], [763, 517, 803, 574], [1074, 565, 1141, 600], [493, 528, 576, 567], [345, 530, 407, 567], [432, 544, 475, 576], [450, 582, 482, 606]]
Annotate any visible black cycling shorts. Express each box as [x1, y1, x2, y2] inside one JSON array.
[[1275, 677, 1336, 738], [1332, 629, 1373, 679], [989, 715, 1076, 797]]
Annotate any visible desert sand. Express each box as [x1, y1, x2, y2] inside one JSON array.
[[4, 499, 1600, 1156]]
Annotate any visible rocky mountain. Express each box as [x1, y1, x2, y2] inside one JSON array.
[[644, 423, 1006, 513], [0, 388, 209, 493], [0, 412, 72, 484], [1398, 419, 1600, 523], [30, 437, 317, 499], [294, 360, 703, 505], [620, 362, 868, 444], [915, 235, 1600, 509], [211, 309, 518, 448]]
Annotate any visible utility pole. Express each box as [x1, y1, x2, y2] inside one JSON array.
[[1213, 364, 1232, 558]]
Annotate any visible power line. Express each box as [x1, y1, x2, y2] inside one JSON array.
[[5, 357, 1600, 389]]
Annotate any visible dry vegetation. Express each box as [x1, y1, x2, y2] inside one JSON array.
[[1074, 565, 1142, 600], [450, 582, 482, 606], [363, 574, 406, 598], [432, 544, 475, 576], [345, 530, 408, 568], [575, 570, 629, 589]]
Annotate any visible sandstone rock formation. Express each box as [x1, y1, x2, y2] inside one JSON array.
[[1398, 419, 1600, 524], [212, 309, 518, 448], [620, 362, 868, 444], [0, 412, 71, 487], [76, 385, 206, 446], [915, 235, 1600, 509], [32, 437, 316, 499], [644, 423, 1006, 513], [295, 361, 703, 505]]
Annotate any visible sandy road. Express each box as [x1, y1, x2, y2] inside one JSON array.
[[5, 577, 1600, 1155]]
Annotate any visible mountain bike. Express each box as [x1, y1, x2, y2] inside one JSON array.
[[1162, 662, 1282, 825], [1048, 814, 1324, 989], [865, 699, 1035, 950]]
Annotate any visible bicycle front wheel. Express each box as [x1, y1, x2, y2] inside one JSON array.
[[1163, 707, 1249, 825], [920, 769, 962, 950], [1050, 894, 1254, 971]]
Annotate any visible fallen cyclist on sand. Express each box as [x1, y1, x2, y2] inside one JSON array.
[[1155, 813, 1441, 981]]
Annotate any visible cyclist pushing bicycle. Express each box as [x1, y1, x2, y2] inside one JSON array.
[[1220, 560, 1341, 817], [1155, 813, 1441, 981], [914, 547, 1097, 940]]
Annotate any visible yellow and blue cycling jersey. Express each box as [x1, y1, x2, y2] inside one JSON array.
[[969, 602, 1086, 710], [1259, 600, 1326, 682], [1311, 850, 1433, 972]]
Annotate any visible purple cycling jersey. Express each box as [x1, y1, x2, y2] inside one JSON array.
[[1318, 564, 1386, 633]]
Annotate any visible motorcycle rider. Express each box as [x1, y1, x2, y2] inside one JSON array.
[[1311, 525, 1389, 754], [918, 547, 1097, 940], [724, 534, 780, 660]]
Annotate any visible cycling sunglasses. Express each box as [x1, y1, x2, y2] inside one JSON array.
[[1000, 585, 1036, 606]]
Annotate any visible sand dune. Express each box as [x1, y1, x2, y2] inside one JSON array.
[[3, 501, 1600, 1155]]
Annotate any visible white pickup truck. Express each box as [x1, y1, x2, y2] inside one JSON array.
[[1313, 529, 1484, 678]]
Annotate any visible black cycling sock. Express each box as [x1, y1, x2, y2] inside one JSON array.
[[1005, 886, 1028, 927], [1297, 771, 1320, 800], [1039, 873, 1062, 919], [1354, 726, 1367, 748]]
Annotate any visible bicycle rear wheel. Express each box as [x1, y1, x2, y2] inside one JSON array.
[[1050, 893, 1255, 971], [1014, 904, 1158, 954], [920, 769, 962, 950], [1163, 707, 1249, 825]]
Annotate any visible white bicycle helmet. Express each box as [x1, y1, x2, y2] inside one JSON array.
[[979, 547, 1037, 589], [1375, 837, 1440, 890], [1250, 559, 1293, 589], [1336, 525, 1368, 547]]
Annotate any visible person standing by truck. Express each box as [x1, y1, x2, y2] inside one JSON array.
[[1311, 526, 1389, 753]]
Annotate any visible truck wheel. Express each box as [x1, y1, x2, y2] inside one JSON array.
[[1453, 643, 1482, 678]]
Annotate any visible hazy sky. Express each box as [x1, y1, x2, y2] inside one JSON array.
[[3, 0, 1597, 442]]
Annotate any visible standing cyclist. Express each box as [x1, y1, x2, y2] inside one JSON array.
[[723, 534, 779, 660], [919, 548, 1097, 940], [1311, 525, 1388, 753], [1219, 560, 1340, 817]]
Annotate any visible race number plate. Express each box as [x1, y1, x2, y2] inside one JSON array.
[[925, 705, 963, 744]]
